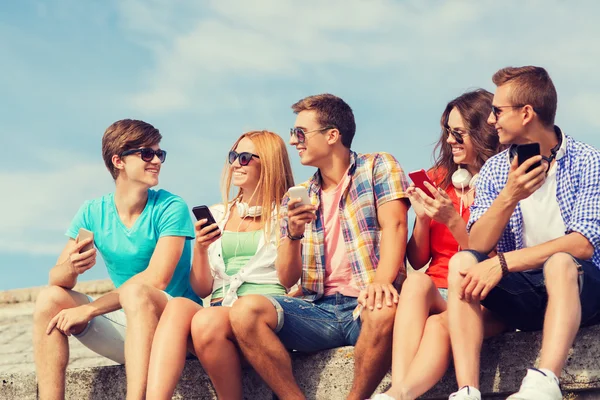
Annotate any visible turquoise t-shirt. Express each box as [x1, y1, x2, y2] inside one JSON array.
[[65, 189, 199, 302]]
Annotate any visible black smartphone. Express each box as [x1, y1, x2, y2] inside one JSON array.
[[192, 206, 219, 233], [517, 143, 541, 173]]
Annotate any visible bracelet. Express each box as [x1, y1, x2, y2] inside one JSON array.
[[287, 231, 304, 241], [497, 252, 509, 277]]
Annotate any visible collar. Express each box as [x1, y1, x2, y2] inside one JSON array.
[[308, 150, 357, 194]]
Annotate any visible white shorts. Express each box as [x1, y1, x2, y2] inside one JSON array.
[[73, 291, 172, 364]]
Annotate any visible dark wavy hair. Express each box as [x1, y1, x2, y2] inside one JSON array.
[[432, 89, 501, 189]]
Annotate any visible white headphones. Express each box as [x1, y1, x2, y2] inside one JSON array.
[[236, 200, 262, 218], [451, 167, 479, 190]]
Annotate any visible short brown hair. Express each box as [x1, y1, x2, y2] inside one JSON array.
[[492, 66, 557, 127], [101, 119, 162, 179], [291, 93, 356, 148]]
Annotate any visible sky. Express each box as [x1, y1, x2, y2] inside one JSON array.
[[1, 0, 600, 290]]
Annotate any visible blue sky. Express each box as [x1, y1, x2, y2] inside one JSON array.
[[2, 0, 600, 290]]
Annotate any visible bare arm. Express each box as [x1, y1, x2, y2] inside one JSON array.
[[49, 238, 96, 289], [83, 236, 186, 318], [374, 199, 409, 283], [275, 199, 316, 288], [406, 217, 431, 270]]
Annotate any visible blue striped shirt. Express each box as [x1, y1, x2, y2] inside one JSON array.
[[467, 130, 600, 269]]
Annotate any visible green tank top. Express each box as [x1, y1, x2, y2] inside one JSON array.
[[211, 230, 286, 300]]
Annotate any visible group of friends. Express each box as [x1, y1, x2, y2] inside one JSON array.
[[32, 65, 600, 400]]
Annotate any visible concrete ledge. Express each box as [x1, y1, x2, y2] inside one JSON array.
[[3, 325, 600, 399]]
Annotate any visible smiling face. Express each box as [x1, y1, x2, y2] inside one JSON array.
[[290, 110, 332, 167], [230, 137, 261, 194], [118, 144, 163, 188], [447, 107, 477, 167], [487, 84, 526, 145]]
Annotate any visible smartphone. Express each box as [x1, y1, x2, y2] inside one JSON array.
[[517, 143, 541, 173], [287, 186, 311, 209], [408, 169, 435, 198], [77, 228, 94, 253], [192, 206, 219, 233]]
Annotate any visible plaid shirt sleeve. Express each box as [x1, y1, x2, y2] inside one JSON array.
[[566, 150, 600, 249], [467, 157, 502, 233], [372, 152, 409, 207]]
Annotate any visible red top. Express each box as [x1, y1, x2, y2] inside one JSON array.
[[424, 168, 470, 289]]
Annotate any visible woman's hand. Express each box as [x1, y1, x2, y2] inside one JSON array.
[[415, 181, 460, 226]]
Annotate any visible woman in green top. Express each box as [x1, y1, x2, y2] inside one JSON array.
[[147, 130, 295, 399]]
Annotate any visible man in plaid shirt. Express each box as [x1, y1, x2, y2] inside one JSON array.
[[230, 93, 410, 400], [446, 66, 600, 400]]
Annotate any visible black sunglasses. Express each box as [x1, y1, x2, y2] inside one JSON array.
[[490, 104, 542, 120], [290, 126, 334, 144], [120, 148, 167, 163], [228, 151, 259, 166], [444, 127, 468, 144]]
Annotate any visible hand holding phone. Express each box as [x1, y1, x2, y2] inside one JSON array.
[[286, 186, 315, 238], [192, 205, 221, 249], [69, 228, 96, 274], [517, 143, 542, 173], [408, 169, 436, 199]]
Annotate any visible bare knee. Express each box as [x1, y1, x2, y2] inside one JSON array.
[[424, 313, 448, 334], [448, 251, 479, 289], [400, 273, 435, 300], [34, 286, 75, 322], [191, 311, 230, 351], [230, 295, 276, 337], [362, 304, 396, 336], [544, 252, 579, 288], [120, 283, 158, 315]]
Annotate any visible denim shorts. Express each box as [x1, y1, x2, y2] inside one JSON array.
[[266, 293, 362, 353], [463, 250, 600, 331]]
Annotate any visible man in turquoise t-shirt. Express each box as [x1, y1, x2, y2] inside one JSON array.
[[32, 119, 197, 400]]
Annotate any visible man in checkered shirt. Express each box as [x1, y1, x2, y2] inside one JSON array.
[[230, 93, 410, 400], [446, 66, 600, 400]]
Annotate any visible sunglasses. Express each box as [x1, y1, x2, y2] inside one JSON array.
[[490, 104, 527, 119], [444, 127, 468, 144], [120, 148, 167, 163], [228, 151, 260, 166], [290, 126, 334, 144]]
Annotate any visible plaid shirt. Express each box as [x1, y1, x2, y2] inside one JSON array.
[[467, 129, 600, 269], [280, 151, 409, 301]]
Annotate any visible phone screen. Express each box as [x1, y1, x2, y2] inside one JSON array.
[[517, 143, 541, 173], [192, 206, 218, 232], [408, 169, 435, 198]]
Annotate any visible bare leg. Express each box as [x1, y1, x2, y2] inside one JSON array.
[[33, 286, 90, 400], [119, 283, 169, 400], [146, 297, 201, 400], [447, 252, 484, 389], [396, 313, 451, 399], [191, 307, 243, 400], [386, 273, 446, 397], [347, 303, 397, 400], [538, 253, 582, 376], [230, 295, 305, 400]]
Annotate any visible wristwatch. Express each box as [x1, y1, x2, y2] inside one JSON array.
[[287, 231, 304, 241]]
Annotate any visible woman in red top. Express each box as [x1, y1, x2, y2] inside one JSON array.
[[372, 89, 501, 400]]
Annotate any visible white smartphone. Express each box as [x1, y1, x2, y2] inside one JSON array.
[[287, 186, 311, 209], [77, 228, 94, 253]]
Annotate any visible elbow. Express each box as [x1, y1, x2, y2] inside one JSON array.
[[577, 238, 595, 260], [152, 278, 171, 291], [277, 268, 300, 290]]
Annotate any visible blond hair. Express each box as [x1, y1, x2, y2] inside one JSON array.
[[221, 130, 295, 240]]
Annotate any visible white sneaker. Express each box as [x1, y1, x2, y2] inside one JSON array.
[[507, 368, 562, 400], [370, 394, 396, 400], [448, 386, 481, 400]]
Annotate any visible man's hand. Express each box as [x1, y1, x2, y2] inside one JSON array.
[[502, 155, 548, 204], [357, 282, 399, 311], [46, 305, 94, 336], [67, 238, 97, 275], [459, 257, 504, 302], [286, 198, 316, 238]]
